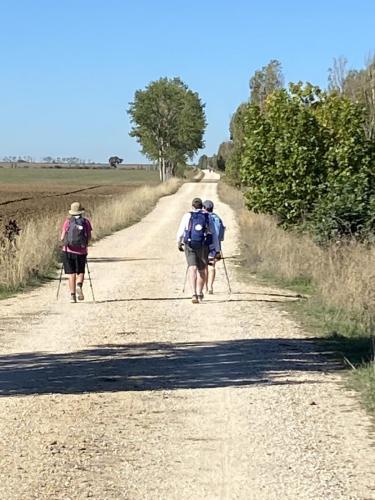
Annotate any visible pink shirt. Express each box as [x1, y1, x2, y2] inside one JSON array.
[[61, 217, 92, 255]]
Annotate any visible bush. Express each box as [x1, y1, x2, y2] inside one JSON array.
[[230, 83, 375, 240]]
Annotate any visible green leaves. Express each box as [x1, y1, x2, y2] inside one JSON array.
[[230, 81, 375, 240], [128, 77, 206, 181]]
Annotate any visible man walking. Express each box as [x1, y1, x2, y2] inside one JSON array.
[[203, 200, 225, 295], [177, 197, 219, 303], [60, 202, 92, 303]]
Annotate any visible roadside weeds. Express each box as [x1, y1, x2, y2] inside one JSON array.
[[0, 179, 181, 295], [218, 180, 375, 416]]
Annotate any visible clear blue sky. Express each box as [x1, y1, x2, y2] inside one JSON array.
[[1, 0, 374, 163]]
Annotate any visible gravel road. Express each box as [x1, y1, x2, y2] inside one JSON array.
[[0, 171, 374, 499]]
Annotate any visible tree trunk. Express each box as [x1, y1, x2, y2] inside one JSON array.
[[158, 150, 163, 182]]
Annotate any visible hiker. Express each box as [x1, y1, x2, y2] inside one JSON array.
[[60, 202, 92, 303], [177, 197, 219, 303], [203, 200, 226, 295]]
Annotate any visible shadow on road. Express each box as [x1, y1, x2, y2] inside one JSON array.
[[0, 338, 341, 397], [97, 297, 295, 304], [88, 257, 160, 263]]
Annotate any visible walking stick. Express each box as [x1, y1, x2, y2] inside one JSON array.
[[182, 265, 188, 293], [86, 260, 96, 302], [221, 252, 232, 294], [56, 262, 64, 300]]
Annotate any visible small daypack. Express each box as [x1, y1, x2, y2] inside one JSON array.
[[184, 210, 209, 248], [211, 213, 226, 241], [64, 217, 88, 247]]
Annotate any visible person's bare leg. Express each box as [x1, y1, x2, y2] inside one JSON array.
[[197, 268, 206, 297], [68, 274, 76, 294], [188, 265, 197, 295], [207, 264, 216, 293], [76, 273, 85, 301], [76, 273, 84, 286]]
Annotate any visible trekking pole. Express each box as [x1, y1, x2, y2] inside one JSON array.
[[56, 262, 64, 300], [221, 251, 232, 294], [86, 260, 96, 302], [182, 265, 188, 293]]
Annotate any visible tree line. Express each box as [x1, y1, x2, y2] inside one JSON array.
[[210, 58, 375, 242]]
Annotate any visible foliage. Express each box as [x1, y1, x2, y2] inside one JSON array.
[[225, 103, 248, 185], [108, 156, 123, 168], [197, 154, 208, 169], [208, 154, 218, 170], [216, 141, 234, 171], [242, 84, 327, 224], [128, 77, 206, 181], [249, 59, 284, 109], [233, 82, 375, 239]]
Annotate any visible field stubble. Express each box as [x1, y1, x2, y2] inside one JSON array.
[[0, 167, 160, 226]]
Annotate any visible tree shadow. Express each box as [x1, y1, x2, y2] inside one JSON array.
[[97, 297, 298, 304], [0, 338, 341, 397]]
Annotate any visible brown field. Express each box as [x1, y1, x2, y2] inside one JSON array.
[[0, 167, 160, 228]]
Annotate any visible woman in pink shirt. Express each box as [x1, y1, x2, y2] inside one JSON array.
[[60, 202, 92, 303]]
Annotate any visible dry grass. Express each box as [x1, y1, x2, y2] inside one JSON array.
[[219, 182, 375, 331], [219, 180, 375, 415], [0, 179, 181, 291]]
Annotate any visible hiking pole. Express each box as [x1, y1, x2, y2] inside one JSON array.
[[221, 252, 232, 294], [182, 265, 188, 293], [56, 262, 64, 300], [86, 260, 96, 302]]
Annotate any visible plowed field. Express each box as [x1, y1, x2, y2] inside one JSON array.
[[0, 167, 159, 227]]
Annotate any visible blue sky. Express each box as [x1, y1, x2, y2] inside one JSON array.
[[0, 0, 374, 163]]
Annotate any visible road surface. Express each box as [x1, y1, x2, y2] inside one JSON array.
[[0, 171, 374, 499]]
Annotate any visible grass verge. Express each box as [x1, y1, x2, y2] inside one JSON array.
[[218, 179, 375, 416]]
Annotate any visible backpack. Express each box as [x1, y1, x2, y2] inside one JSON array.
[[211, 213, 226, 241], [64, 217, 88, 247], [184, 210, 209, 248]]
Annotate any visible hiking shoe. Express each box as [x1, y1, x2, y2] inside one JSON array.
[[192, 294, 199, 304], [208, 289, 213, 295], [197, 293, 204, 303], [70, 293, 77, 303], [77, 287, 84, 301]]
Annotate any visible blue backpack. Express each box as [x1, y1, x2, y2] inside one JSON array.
[[184, 211, 209, 248], [211, 213, 226, 241]]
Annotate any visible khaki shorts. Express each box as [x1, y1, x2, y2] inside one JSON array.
[[185, 245, 209, 270]]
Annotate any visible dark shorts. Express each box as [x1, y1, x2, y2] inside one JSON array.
[[62, 251, 87, 275], [185, 245, 209, 270]]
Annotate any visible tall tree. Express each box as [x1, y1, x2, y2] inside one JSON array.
[[216, 141, 234, 171], [343, 56, 375, 140], [328, 56, 348, 93], [249, 59, 284, 109], [128, 77, 206, 181], [198, 154, 209, 169]]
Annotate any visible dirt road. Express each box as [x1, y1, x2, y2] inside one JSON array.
[[1, 171, 374, 499]]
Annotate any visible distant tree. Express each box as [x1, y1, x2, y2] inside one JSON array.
[[208, 154, 218, 170], [128, 77, 206, 181], [108, 156, 124, 168], [328, 56, 348, 93], [249, 59, 284, 109], [225, 102, 248, 185], [198, 154, 208, 169], [216, 141, 234, 171], [342, 56, 375, 140]]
